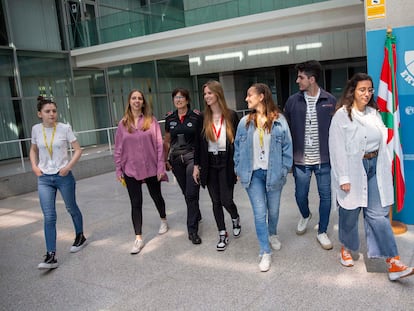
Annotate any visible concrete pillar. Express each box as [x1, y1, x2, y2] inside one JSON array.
[[219, 73, 237, 111]]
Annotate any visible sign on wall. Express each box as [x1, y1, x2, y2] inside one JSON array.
[[366, 0, 386, 21]]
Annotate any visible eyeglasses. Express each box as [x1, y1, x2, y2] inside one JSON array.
[[356, 88, 375, 94], [174, 96, 185, 100]]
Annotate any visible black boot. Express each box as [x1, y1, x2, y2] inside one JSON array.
[[188, 232, 202, 244]]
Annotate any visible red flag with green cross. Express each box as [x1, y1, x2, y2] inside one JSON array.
[[377, 31, 405, 212]]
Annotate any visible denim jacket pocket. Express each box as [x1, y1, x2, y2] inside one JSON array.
[[238, 134, 247, 143]]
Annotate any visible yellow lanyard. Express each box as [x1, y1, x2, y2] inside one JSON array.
[[257, 116, 267, 148], [42, 124, 56, 159], [258, 127, 264, 148]]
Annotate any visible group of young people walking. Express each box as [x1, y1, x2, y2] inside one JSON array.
[[30, 60, 413, 281]]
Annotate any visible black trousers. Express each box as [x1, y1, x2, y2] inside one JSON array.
[[124, 174, 166, 235], [170, 151, 201, 234], [207, 153, 239, 231]]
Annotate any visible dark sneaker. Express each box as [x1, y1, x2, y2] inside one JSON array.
[[70, 233, 87, 253], [216, 231, 229, 251], [232, 216, 241, 238], [38, 252, 58, 269]]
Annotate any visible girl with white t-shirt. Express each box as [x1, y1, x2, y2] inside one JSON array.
[[30, 96, 86, 269]]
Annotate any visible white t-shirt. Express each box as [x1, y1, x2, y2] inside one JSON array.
[[352, 108, 381, 152], [208, 119, 227, 152], [253, 127, 271, 170], [31, 122, 77, 174]]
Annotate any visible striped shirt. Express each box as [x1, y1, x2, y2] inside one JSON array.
[[304, 91, 320, 165]]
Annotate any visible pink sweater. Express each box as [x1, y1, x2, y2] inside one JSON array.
[[114, 116, 167, 181]]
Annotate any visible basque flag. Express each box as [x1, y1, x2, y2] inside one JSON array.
[[377, 31, 405, 212]]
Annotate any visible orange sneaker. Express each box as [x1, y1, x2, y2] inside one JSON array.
[[386, 256, 414, 281], [340, 246, 354, 267]]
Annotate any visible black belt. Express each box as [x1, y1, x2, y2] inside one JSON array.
[[209, 151, 227, 156], [363, 150, 378, 159]]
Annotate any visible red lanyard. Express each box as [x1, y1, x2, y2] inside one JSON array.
[[212, 116, 223, 141]]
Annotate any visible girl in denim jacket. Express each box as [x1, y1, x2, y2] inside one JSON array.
[[234, 83, 293, 272]]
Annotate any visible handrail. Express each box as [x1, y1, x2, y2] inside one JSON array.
[[0, 111, 249, 173], [0, 127, 118, 173], [0, 138, 31, 171]]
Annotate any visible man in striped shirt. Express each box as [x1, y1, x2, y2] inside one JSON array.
[[284, 60, 336, 250]]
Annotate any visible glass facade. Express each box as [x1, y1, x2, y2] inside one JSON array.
[[0, 0, 366, 163], [66, 0, 331, 49]]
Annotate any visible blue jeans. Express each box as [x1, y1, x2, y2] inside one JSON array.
[[246, 169, 282, 255], [293, 163, 331, 233], [38, 171, 84, 252], [338, 157, 398, 258]]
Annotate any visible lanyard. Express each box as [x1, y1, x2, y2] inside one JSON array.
[[257, 116, 267, 148], [212, 116, 223, 141], [258, 127, 264, 148], [42, 124, 56, 159]]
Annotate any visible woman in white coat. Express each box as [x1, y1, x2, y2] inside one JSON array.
[[329, 73, 413, 281]]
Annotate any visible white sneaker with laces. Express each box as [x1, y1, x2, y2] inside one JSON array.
[[269, 235, 281, 250], [130, 239, 145, 254], [296, 213, 312, 235], [317, 232, 333, 250], [259, 253, 272, 272], [158, 220, 168, 235]]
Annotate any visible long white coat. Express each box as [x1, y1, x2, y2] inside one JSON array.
[[329, 106, 394, 210]]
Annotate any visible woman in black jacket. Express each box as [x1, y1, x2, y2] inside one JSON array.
[[193, 80, 241, 251]]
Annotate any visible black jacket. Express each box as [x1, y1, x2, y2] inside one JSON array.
[[195, 110, 239, 188]]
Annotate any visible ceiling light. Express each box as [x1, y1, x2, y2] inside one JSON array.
[[295, 42, 322, 50], [205, 52, 244, 61], [248, 46, 290, 56]]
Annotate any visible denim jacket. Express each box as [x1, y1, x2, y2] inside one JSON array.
[[234, 114, 293, 192]]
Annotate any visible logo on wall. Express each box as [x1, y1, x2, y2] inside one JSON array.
[[400, 51, 414, 87], [405, 106, 414, 115]]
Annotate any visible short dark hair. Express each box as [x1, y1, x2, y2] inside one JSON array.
[[172, 88, 190, 102], [295, 60, 322, 82], [172, 87, 191, 108]]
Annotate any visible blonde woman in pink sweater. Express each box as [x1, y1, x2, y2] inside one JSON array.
[[114, 90, 168, 255]]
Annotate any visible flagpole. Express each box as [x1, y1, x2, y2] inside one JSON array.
[[384, 26, 407, 235]]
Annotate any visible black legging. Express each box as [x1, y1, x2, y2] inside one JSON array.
[[206, 154, 239, 231], [124, 174, 166, 235]]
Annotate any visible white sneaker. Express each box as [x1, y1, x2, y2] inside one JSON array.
[[317, 232, 333, 250], [259, 253, 271, 272], [296, 213, 312, 235], [269, 235, 281, 250], [158, 220, 168, 235], [130, 239, 145, 254]]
